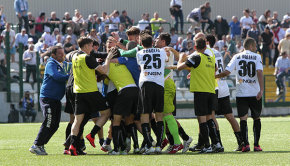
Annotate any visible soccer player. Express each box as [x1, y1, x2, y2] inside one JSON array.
[[136, 34, 168, 154], [69, 37, 113, 156], [177, 38, 216, 153], [206, 34, 243, 151], [216, 37, 264, 152], [29, 46, 69, 155]]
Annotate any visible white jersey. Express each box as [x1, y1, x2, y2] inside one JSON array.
[[213, 48, 230, 98], [225, 50, 263, 97], [136, 48, 168, 87], [165, 51, 174, 80]]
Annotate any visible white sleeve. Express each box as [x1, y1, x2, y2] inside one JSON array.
[[225, 54, 237, 72], [256, 55, 263, 71], [136, 52, 140, 65]]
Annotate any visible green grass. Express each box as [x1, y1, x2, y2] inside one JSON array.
[[0, 117, 290, 166]]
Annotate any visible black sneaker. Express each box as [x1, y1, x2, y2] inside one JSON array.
[[235, 144, 243, 151], [80, 139, 86, 151]]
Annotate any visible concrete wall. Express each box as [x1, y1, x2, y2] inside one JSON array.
[[1, 0, 289, 27]]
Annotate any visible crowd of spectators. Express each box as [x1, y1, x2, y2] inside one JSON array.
[[0, 0, 289, 92]]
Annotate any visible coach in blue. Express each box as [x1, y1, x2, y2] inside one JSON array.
[[29, 46, 69, 155]]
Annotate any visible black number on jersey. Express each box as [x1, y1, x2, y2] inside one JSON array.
[[238, 60, 256, 77], [143, 54, 161, 69], [217, 59, 223, 73]]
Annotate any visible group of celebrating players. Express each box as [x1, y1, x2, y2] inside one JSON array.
[[29, 26, 264, 156]]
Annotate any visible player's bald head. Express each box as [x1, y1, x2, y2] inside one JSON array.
[[194, 32, 206, 41]]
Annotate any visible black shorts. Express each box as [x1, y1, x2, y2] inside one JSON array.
[[140, 82, 164, 114], [236, 97, 262, 119], [64, 86, 75, 114], [106, 89, 118, 110], [216, 96, 233, 115], [212, 90, 218, 112], [113, 87, 139, 116], [194, 92, 214, 116], [134, 89, 142, 121], [75, 91, 108, 115]]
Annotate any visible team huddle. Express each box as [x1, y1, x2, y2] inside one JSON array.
[[28, 26, 264, 156]]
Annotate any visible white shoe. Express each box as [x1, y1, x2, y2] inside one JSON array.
[[29, 145, 48, 155], [133, 148, 140, 154], [199, 146, 213, 154], [125, 137, 131, 152], [143, 147, 155, 155], [182, 137, 193, 153], [163, 145, 174, 153], [152, 141, 157, 147], [212, 142, 223, 152], [108, 150, 120, 155], [140, 147, 146, 154], [155, 147, 161, 154], [101, 144, 112, 152]]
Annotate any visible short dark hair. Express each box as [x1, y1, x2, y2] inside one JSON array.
[[206, 34, 216, 48], [243, 37, 256, 49], [77, 37, 94, 48], [200, 6, 206, 10], [126, 27, 140, 36], [93, 40, 99, 47], [122, 10, 127, 14], [195, 38, 206, 50], [244, 8, 250, 13], [140, 29, 152, 36], [140, 34, 153, 48], [159, 33, 171, 46], [126, 41, 138, 50], [170, 27, 176, 32], [51, 46, 63, 55]]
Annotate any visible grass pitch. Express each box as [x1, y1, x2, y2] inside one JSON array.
[[0, 117, 290, 166]]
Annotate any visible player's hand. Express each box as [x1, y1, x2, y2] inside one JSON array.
[[111, 32, 120, 41], [187, 73, 191, 79], [179, 52, 188, 62], [256, 91, 263, 100]]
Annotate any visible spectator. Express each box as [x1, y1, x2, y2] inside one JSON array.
[[14, 0, 29, 33], [221, 45, 232, 67], [51, 28, 61, 42], [247, 23, 261, 50], [61, 12, 73, 34], [236, 40, 244, 53], [272, 25, 286, 66], [119, 10, 133, 28], [181, 32, 193, 51], [86, 15, 95, 31], [0, 6, 7, 33], [117, 23, 128, 40], [180, 39, 193, 52], [53, 34, 63, 46], [229, 16, 241, 41], [39, 42, 49, 59], [240, 9, 254, 39], [258, 9, 271, 32], [34, 38, 43, 52], [214, 15, 229, 40], [88, 28, 101, 44], [192, 27, 201, 38], [1, 23, 16, 64], [108, 10, 120, 32], [100, 24, 111, 51], [35, 12, 47, 38], [27, 12, 35, 33], [15, 28, 28, 49], [64, 27, 77, 46], [41, 27, 54, 47], [278, 33, 290, 56], [19, 91, 37, 122], [226, 35, 237, 55], [72, 9, 86, 35], [251, 10, 258, 24], [63, 35, 75, 54], [79, 28, 86, 37], [27, 38, 34, 45], [261, 26, 274, 66], [201, 2, 214, 33], [49, 11, 61, 32], [174, 36, 183, 52], [187, 6, 207, 33], [137, 13, 150, 31], [281, 15, 290, 28], [100, 11, 110, 23], [28, 29, 38, 44], [150, 12, 166, 35], [170, 0, 184, 34], [272, 11, 280, 27], [169, 27, 178, 47], [153, 26, 164, 39], [274, 52, 290, 96], [95, 17, 105, 34], [23, 44, 37, 83]]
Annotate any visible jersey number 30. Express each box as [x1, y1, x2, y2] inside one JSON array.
[[143, 54, 161, 69], [238, 60, 256, 77]]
